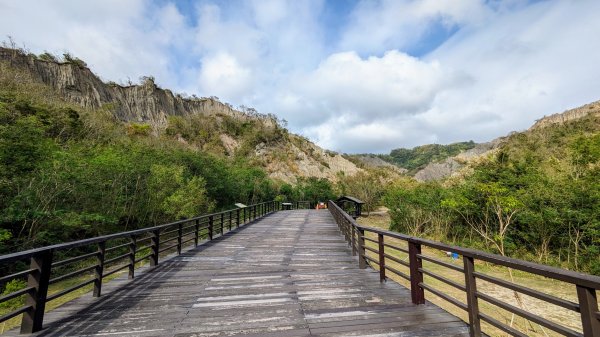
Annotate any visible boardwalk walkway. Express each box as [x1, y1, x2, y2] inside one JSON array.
[[9, 210, 468, 337]]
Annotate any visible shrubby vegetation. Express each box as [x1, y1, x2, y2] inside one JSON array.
[[383, 116, 599, 274], [0, 62, 301, 255]]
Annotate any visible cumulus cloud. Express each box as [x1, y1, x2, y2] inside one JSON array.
[[339, 0, 490, 54], [279, 50, 466, 129], [198, 52, 253, 101]]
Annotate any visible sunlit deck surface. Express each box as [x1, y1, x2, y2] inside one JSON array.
[[9, 210, 469, 337]]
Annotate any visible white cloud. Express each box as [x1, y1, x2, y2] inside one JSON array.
[[198, 52, 252, 102], [339, 0, 490, 54], [417, 0, 600, 144], [279, 50, 465, 129]]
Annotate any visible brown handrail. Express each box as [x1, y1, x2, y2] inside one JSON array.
[[0, 200, 280, 334], [328, 199, 600, 337]]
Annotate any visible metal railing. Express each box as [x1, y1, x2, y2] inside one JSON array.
[[328, 200, 600, 337], [0, 201, 278, 334]]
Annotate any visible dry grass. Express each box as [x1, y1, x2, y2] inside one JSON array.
[[358, 211, 583, 337]]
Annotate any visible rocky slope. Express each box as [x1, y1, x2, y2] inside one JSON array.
[[413, 140, 501, 181], [0, 47, 247, 127], [0, 47, 360, 183], [261, 135, 362, 182], [530, 100, 600, 129]]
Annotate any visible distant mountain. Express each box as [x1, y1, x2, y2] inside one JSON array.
[[356, 99, 600, 182], [414, 100, 600, 181], [0, 47, 360, 183]]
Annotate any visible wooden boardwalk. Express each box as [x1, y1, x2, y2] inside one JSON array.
[[8, 210, 469, 337]]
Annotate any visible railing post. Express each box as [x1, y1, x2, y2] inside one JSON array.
[[20, 250, 52, 334], [194, 219, 199, 247], [346, 221, 351, 245], [463, 255, 481, 336], [351, 225, 357, 256], [236, 209, 240, 228], [93, 241, 106, 297], [408, 240, 425, 304], [229, 211, 232, 231], [177, 223, 183, 255], [208, 215, 214, 240], [128, 235, 136, 279], [220, 213, 224, 235], [378, 233, 386, 282], [150, 229, 160, 266], [357, 228, 366, 269], [577, 285, 600, 336]]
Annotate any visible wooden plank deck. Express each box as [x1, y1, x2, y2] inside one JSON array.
[[7, 210, 469, 337]]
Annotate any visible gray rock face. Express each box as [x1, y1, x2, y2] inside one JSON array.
[[414, 140, 502, 182], [414, 158, 463, 181], [0, 48, 246, 127], [354, 155, 407, 173], [0, 47, 362, 183], [530, 100, 600, 130]]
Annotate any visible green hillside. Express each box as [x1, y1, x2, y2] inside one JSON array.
[[384, 114, 600, 274], [384, 141, 476, 172], [0, 60, 337, 254]]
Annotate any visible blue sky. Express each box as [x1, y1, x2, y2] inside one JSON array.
[[1, 0, 599, 153]]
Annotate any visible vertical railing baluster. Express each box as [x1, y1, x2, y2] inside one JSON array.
[[351, 225, 356, 256], [577, 285, 600, 336], [236, 209, 240, 228], [229, 211, 232, 231], [346, 220, 351, 244], [358, 228, 366, 269], [20, 250, 52, 334], [220, 213, 224, 235], [463, 255, 481, 336], [128, 235, 136, 279], [194, 219, 200, 247], [208, 215, 214, 240], [93, 241, 106, 297], [177, 223, 183, 255], [150, 229, 160, 266], [408, 240, 425, 304], [378, 234, 385, 282]]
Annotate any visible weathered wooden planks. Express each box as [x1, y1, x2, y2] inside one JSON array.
[[6, 210, 468, 337]]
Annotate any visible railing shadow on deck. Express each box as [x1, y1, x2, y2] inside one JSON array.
[[0, 201, 286, 334], [328, 200, 600, 337], [12, 222, 265, 337]]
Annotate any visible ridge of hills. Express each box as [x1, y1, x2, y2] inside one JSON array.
[[352, 99, 600, 181], [0, 47, 361, 184]]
